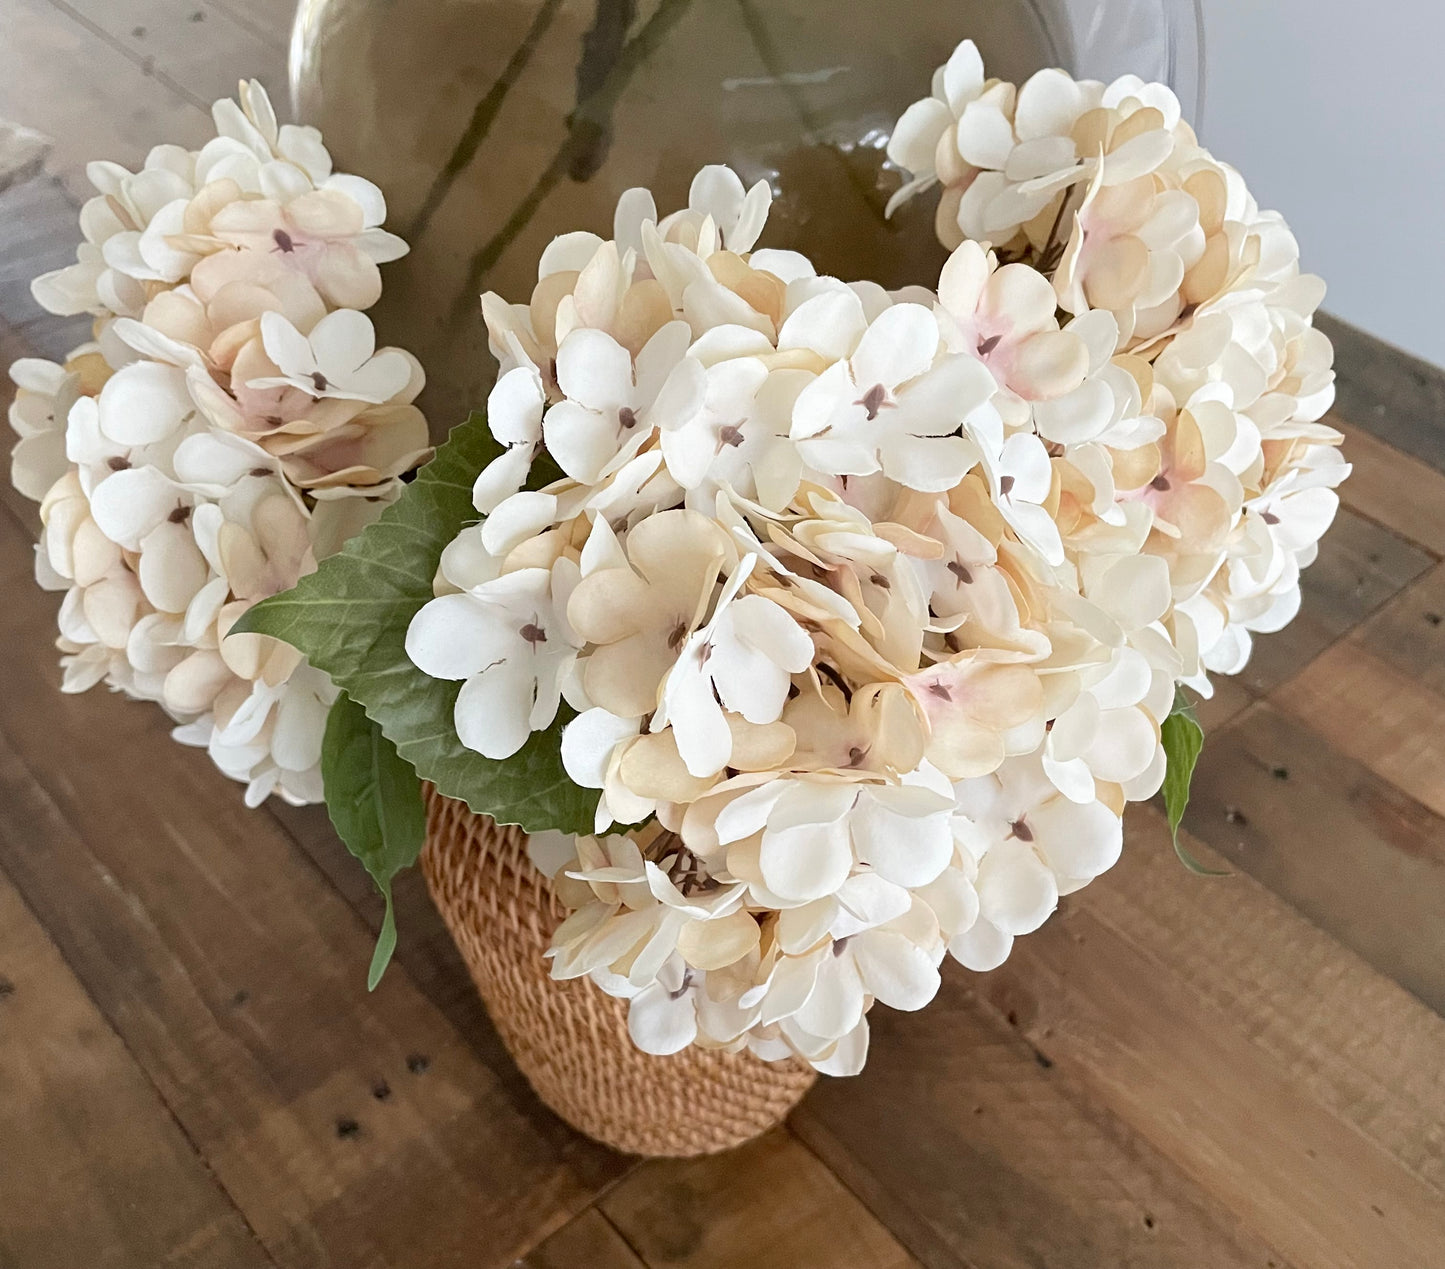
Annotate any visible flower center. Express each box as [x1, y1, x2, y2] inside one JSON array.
[[1009, 818, 1034, 842], [977, 333, 1003, 357], [106, 456, 131, 472], [717, 423, 745, 448], [870, 572, 891, 590], [618, 406, 638, 430], [856, 383, 892, 421], [310, 371, 329, 393], [666, 618, 689, 652], [1261, 510, 1280, 525], [1150, 473, 1171, 491], [927, 680, 952, 701], [167, 503, 191, 524], [999, 475, 1016, 498], [947, 558, 973, 586], [273, 228, 295, 253], [519, 621, 547, 646]]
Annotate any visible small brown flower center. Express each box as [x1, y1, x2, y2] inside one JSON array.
[[167, 503, 191, 524], [667, 618, 689, 652], [273, 228, 295, 253], [999, 474, 1016, 498], [856, 383, 891, 420], [947, 558, 973, 585], [1150, 473, 1171, 491], [927, 681, 952, 701], [106, 456, 131, 472], [519, 622, 547, 646], [310, 371, 329, 393], [977, 333, 1003, 357], [618, 406, 638, 430], [717, 423, 745, 448], [1261, 510, 1280, 525], [1009, 818, 1034, 842]]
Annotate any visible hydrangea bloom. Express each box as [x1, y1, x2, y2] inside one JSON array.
[[8, 81, 429, 805], [407, 45, 1344, 1074]]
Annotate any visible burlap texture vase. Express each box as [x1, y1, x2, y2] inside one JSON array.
[[420, 788, 817, 1157]]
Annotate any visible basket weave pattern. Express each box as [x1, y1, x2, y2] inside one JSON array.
[[420, 788, 817, 1156]]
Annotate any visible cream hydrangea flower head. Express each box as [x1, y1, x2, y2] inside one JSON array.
[[9, 80, 430, 806], [403, 50, 1345, 1075]]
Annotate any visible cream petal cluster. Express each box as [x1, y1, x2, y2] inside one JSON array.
[[405, 102, 1342, 1076], [887, 40, 1327, 357], [9, 81, 429, 806]]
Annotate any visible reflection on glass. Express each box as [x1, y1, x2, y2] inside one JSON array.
[[292, 0, 1202, 428]]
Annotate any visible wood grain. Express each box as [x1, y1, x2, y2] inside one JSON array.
[[1234, 506, 1430, 697], [0, 865, 271, 1269], [794, 988, 1288, 1269], [1318, 312, 1445, 474], [0, 0, 211, 200], [601, 1130, 922, 1269], [1187, 701, 1445, 1017], [520, 1209, 646, 1269], [983, 901, 1445, 1269], [1337, 421, 1445, 556], [47, 0, 287, 110], [1083, 806, 1445, 1194], [0, 500, 622, 1268]]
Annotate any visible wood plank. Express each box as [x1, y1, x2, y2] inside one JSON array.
[[50, 0, 287, 111], [794, 987, 1289, 1269], [1187, 701, 1445, 1016], [1318, 311, 1445, 475], [268, 800, 548, 1119], [1235, 505, 1430, 697], [1274, 561, 1445, 817], [0, 503, 622, 1266], [0, 865, 271, 1269], [1084, 805, 1445, 1195], [980, 901, 1445, 1269], [1192, 671, 1254, 736], [1276, 642, 1445, 822], [0, 0, 210, 200], [1336, 422, 1445, 557], [0, 180, 93, 361], [600, 1129, 923, 1269], [520, 1208, 646, 1269], [208, 0, 294, 49]]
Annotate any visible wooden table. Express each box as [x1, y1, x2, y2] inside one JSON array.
[[4, 4, 1445, 1265]]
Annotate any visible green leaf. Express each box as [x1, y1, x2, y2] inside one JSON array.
[[1161, 689, 1228, 876], [320, 692, 427, 989], [234, 414, 599, 836]]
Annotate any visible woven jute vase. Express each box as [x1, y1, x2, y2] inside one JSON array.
[[420, 788, 817, 1157]]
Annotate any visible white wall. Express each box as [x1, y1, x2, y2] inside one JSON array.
[[1200, 0, 1444, 367]]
